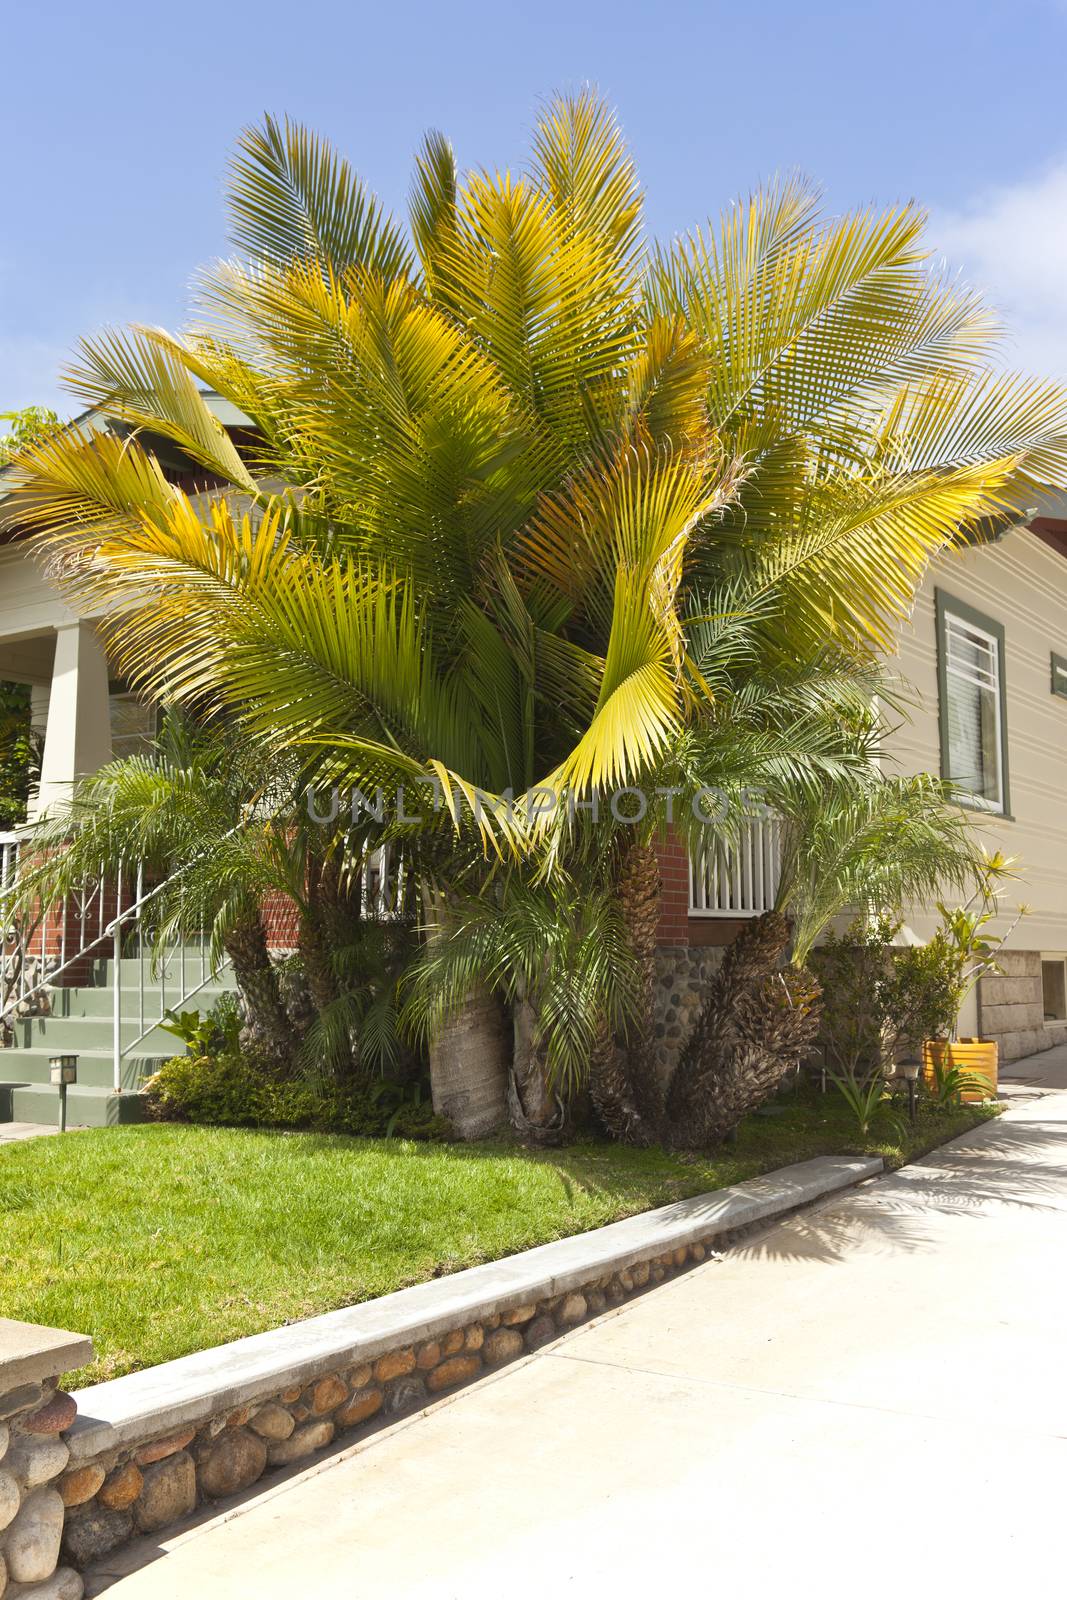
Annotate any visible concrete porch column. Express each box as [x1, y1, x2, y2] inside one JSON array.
[[33, 622, 112, 818]]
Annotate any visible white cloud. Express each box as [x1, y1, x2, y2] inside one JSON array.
[[934, 164, 1067, 382]]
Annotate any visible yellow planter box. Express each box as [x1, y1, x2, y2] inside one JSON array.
[[922, 1038, 999, 1102]]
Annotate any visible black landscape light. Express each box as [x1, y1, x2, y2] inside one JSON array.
[[897, 1058, 920, 1123], [49, 1054, 78, 1132]]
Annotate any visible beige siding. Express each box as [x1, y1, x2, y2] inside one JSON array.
[[883, 527, 1067, 957], [0, 545, 82, 640]]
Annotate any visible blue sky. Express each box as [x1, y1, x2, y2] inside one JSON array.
[[4, 0, 1067, 412]]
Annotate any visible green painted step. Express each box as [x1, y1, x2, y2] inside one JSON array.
[[0, 1047, 158, 1091], [8, 1082, 146, 1128], [1, 950, 237, 1126], [93, 955, 238, 986], [13, 1015, 179, 1053], [43, 983, 237, 1020]]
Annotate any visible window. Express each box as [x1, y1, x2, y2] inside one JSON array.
[[109, 692, 158, 761], [689, 814, 781, 917], [1042, 958, 1067, 1024], [936, 592, 1009, 815], [1052, 653, 1067, 700]]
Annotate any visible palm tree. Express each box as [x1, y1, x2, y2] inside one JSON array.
[[7, 96, 1067, 1134], [403, 872, 640, 1143], [778, 773, 993, 967], [12, 717, 297, 1064]]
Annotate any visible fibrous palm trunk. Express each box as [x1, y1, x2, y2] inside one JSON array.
[[423, 892, 508, 1139], [665, 910, 821, 1148], [591, 834, 664, 1143], [223, 913, 293, 1069], [508, 993, 565, 1145]]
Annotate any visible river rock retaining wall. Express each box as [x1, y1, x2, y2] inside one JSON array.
[[0, 1320, 93, 1600], [63, 1247, 709, 1576], [14, 1155, 880, 1590]]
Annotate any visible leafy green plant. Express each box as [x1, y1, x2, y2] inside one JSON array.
[[0, 405, 62, 466], [923, 1054, 989, 1109], [829, 1069, 905, 1141], [143, 1052, 448, 1140], [159, 993, 241, 1057], [930, 853, 1024, 1040], [0, 681, 39, 830], [811, 918, 897, 1080]]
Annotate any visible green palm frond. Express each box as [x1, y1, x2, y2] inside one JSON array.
[[229, 113, 413, 279]]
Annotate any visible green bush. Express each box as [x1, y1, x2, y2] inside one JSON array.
[[143, 1053, 451, 1141]]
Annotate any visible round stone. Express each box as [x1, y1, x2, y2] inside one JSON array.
[[248, 1404, 295, 1443], [557, 1293, 588, 1326], [58, 1464, 106, 1507], [523, 1315, 557, 1351], [62, 1504, 134, 1567], [264, 1420, 335, 1467], [425, 1355, 481, 1392], [5, 1433, 69, 1490], [18, 1565, 84, 1600], [0, 1466, 19, 1531], [98, 1462, 143, 1511], [482, 1329, 524, 1366], [336, 1387, 383, 1429], [5, 1486, 65, 1583], [133, 1453, 197, 1533], [22, 1391, 77, 1436], [500, 1304, 537, 1326], [415, 1341, 441, 1370], [135, 1428, 196, 1467], [463, 1324, 484, 1352], [441, 1329, 465, 1356], [374, 1348, 415, 1384], [198, 1429, 267, 1499], [305, 1375, 348, 1415]]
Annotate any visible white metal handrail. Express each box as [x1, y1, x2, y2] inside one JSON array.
[[3, 832, 407, 1094], [689, 814, 782, 918]]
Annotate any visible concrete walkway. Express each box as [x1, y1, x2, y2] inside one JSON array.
[[99, 1047, 1067, 1599], [0, 1120, 57, 1144]]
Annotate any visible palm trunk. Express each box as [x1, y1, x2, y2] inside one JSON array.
[[602, 833, 664, 1142], [664, 909, 820, 1148], [508, 992, 564, 1145], [223, 913, 293, 1070], [423, 891, 508, 1139]]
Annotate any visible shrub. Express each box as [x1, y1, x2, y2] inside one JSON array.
[[143, 1053, 451, 1141]]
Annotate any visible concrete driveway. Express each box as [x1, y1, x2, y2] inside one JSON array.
[[98, 1048, 1067, 1599]]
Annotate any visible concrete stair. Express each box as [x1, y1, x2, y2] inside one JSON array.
[[0, 953, 237, 1128]]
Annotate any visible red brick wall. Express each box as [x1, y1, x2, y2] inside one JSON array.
[[654, 830, 748, 950], [261, 890, 300, 953]]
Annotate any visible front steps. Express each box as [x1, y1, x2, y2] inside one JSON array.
[[0, 953, 236, 1128]]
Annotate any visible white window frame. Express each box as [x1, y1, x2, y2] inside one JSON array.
[[1041, 955, 1067, 1027], [937, 593, 1008, 816], [689, 814, 781, 918]]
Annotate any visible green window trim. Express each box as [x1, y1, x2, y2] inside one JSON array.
[[1052, 653, 1067, 700], [935, 588, 1011, 819]]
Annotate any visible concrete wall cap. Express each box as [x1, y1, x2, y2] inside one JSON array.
[[65, 1155, 880, 1463], [0, 1320, 93, 1393]]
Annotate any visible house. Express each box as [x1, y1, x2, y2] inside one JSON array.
[[652, 496, 1067, 1068]]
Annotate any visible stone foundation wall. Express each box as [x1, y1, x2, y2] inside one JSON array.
[[978, 952, 1067, 1062], [0, 1365, 84, 1598], [62, 1242, 712, 1578], [652, 945, 724, 1081]]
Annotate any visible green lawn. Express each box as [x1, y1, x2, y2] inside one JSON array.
[[1, 1094, 998, 1387]]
